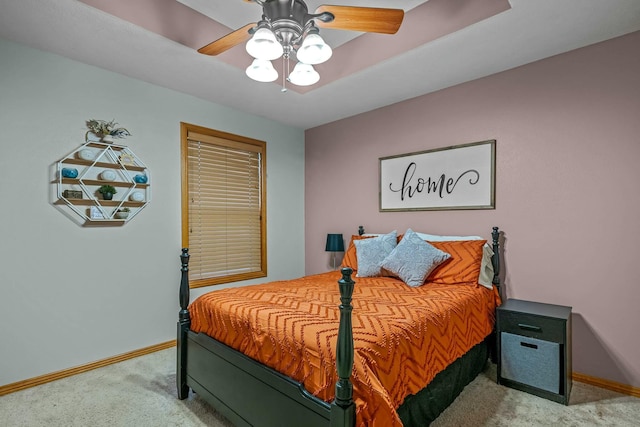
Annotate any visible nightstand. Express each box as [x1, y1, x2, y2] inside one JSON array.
[[497, 299, 572, 405]]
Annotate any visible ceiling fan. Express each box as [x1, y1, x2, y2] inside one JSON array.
[[197, 0, 404, 87]]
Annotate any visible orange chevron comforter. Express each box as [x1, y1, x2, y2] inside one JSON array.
[[190, 271, 499, 427]]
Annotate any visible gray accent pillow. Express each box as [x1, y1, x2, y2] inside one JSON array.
[[354, 230, 397, 277], [381, 228, 451, 287]]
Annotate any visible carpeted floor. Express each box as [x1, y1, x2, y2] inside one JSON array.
[[1, 348, 639, 426]]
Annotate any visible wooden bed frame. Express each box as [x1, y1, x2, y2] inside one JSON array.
[[177, 227, 501, 427]]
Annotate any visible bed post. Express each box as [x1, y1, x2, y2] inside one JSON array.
[[491, 227, 501, 300], [177, 248, 191, 400], [489, 227, 501, 363], [330, 267, 356, 427]]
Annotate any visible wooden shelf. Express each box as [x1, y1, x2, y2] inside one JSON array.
[[61, 178, 149, 188], [61, 158, 146, 172], [56, 199, 145, 207], [85, 142, 126, 151]]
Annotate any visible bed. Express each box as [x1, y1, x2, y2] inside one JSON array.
[[177, 226, 502, 427]]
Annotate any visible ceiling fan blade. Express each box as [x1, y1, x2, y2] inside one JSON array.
[[198, 23, 256, 56], [314, 5, 404, 34]]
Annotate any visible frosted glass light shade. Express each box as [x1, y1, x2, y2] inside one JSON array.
[[288, 63, 320, 86], [246, 28, 284, 60], [246, 59, 278, 82], [296, 33, 332, 65]]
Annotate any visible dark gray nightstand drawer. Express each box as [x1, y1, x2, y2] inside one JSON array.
[[498, 311, 565, 343], [501, 332, 560, 394]]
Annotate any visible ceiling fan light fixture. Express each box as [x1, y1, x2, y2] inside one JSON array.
[[246, 59, 278, 82], [296, 33, 332, 65], [246, 27, 284, 60], [288, 63, 320, 86], [196, 2, 405, 89]]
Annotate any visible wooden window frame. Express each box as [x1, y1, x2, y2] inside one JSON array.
[[181, 122, 267, 288]]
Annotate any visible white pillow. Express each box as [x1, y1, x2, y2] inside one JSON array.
[[415, 233, 484, 241], [415, 232, 495, 289], [354, 230, 397, 277], [380, 229, 451, 287]]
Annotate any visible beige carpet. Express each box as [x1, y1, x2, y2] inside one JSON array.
[[1, 348, 639, 426]]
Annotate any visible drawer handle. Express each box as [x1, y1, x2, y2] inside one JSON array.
[[520, 342, 538, 349], [518, 323, 541, 332]]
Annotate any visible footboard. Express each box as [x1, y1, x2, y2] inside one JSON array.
[[177, 248, 356, 427]]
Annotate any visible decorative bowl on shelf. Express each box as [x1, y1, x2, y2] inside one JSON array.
[[100, 170, 117, 181], [61, 168, 78, 178], [78, 149, 96, 161], [134, 174, 148, 184], [130, 191, 145, 202]]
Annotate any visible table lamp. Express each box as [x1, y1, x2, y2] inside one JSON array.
[[325, 233, 345, 270]]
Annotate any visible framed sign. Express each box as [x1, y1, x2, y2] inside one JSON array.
[[379, 140, 495, 211]]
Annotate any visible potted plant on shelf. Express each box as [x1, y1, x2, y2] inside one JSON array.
[[98, 185, 117, 200], [86, 119, 131, 143], [115, 207, 130, 219]]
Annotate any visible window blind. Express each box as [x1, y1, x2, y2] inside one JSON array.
[[183, 125, 266, 287]]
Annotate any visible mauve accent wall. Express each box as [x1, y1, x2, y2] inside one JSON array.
[[305, 31, 640, 388]]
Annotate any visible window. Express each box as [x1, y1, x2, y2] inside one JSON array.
[[181, 122, 266, 288]]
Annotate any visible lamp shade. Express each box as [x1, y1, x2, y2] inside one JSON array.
[[296, 33, 332, 65], [246, 59, 278, 82], [246, 28, 284, 60], [325, 233, 344, 252], [288, 63, 320, 86]]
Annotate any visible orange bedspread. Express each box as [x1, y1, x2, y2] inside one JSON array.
[[190, 271, 499, 426]]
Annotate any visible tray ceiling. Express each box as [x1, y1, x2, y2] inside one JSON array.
[[1, 0, 639, 129]]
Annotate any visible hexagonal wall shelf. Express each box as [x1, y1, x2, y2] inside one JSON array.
[[55, 141, 151, 224]]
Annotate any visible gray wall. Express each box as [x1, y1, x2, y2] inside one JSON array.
[[0, 38, 305, 386]]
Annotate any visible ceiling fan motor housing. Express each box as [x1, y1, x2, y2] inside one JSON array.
[[262, 0, 308, 21], [261, 0, 316, 52]]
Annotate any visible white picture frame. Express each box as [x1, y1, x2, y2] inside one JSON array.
[[379, 140, 495, 211]]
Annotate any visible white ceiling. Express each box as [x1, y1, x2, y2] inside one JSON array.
[[1, 0, 639, 130]]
